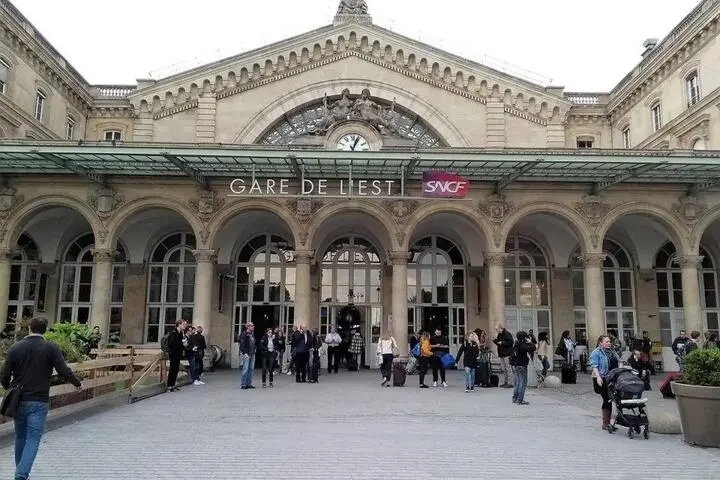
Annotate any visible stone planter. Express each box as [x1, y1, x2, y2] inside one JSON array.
[[671, 382, 720, 448]]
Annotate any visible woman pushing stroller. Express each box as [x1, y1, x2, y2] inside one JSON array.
[[590, 335, 620, 430]]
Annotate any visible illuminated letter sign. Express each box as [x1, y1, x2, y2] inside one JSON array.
[[422, 172, 470, 198]]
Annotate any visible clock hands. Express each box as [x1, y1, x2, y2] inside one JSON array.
[[351, 135, 360, 151]]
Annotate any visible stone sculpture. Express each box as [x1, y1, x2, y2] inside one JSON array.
[[312, 88, 400, 135], [337, 0, 368, 15]]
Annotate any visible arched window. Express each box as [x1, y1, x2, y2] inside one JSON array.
[[320, 236, 383, 365], [7, 234, 40, 333], [234, 234, 296, 345], [408, 235, 466, 354], [0, 58, 10, 94], [34, 89, 46, 122], [571, 239, 635, 347], [146, 233, 196, 342], [59, 233, 126, 330], [504, 235, 551, 338], [686, 71, 701, 107], [655, 242, 718, 344], [650, 101, 662, 132]]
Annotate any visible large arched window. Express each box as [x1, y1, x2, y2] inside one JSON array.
[[146, 233, 196, 342], [571, 239, 635, 347], [655, 242, 717, 345], [59, 233, 126, 330], [408, 235, 466, 354], [504, 235, 551, 338], [7, 234, 40, 333], [234, 234, 296, 344]]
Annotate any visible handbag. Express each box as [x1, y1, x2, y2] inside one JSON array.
[[441, 353, 456, 369], [0, 384, 22, 418]]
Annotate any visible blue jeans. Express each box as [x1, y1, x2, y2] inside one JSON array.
[[14, 401, 49, 479], [464, 367, 475, 388], [512, 366, 528, 403], [241, 354, 255, 387], [539, 356, 550, 377], [187, 352, 198, 381]]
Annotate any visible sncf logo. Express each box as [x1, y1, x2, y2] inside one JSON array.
[[422, 172, 470, 198]]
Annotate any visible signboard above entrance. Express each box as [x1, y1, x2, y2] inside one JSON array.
[[422, 172, 470, 198]]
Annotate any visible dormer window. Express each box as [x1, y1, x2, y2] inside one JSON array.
[[577, 137, 594, 149], [104, 130, 122, 141], [622, 127, 631, 149], [650, 102, 662, 132], [34, 89, 46, 122], [686, 71, 700, 107], [66, 115, 76, 140]]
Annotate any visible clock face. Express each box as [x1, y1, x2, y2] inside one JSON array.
[[337, 134, 370, 151]]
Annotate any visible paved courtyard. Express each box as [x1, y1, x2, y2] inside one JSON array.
[[0, 369, 719, 479]]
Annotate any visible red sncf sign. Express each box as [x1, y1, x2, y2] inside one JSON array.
[[422, 172, 470, 198]]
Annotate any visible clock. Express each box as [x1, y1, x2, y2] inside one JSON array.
[[336, 133, 370, 151]]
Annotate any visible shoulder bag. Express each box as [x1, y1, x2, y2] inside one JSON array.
[[1, 344, 36, 418]]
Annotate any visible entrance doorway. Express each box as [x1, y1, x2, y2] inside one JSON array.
[[320, 305, 382, 369], [410, 306, 465, 355], [422, 306, 448, 333], [250, 306, 279, 369]]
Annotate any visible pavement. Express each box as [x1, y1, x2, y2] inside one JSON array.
[[0, 368, 719, 480]]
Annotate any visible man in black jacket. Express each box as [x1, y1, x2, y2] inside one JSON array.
[[291, 324, 312, 383], [493, 324, 515, 388], [511, 331, 536, 405], [167, 319, 188, 392], [0, 317, 82, 480]]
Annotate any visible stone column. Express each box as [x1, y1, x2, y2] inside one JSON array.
[[192, 250, 217, 341], [485, 253, 507, 329], [294, 251, 314, 329], [90, 249, 115, 344], [390, 251, 411, 358], [679, 255, 704, 335], [0, 248, 12, 330], [581, 253, 606, 345]]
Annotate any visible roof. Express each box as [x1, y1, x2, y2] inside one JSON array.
[[1, 141, 719, 195]]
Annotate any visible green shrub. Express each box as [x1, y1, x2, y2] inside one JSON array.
[[44, 323, 92, 364], [681, 348, 720, 387]]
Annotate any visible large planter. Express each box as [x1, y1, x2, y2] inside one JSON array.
[[671, 382, 720, 448]]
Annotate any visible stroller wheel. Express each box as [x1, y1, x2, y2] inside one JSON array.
[[634, 426, 641, 434], [628, 428, 634, 439], [643, 428, 649, 439]]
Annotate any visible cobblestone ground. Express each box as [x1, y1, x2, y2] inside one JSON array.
[[0, 368, 718, 480]]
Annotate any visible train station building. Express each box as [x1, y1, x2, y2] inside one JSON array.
[[0, 0, 719, 370]]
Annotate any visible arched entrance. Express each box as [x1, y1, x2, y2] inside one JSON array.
[[407, 235, 466, 355], [503, 235, 551, 338], [232, 234, 296, 367], [319, 236, 383, 369]]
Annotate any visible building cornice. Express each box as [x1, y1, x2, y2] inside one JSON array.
[[608, 0, 720, 116]]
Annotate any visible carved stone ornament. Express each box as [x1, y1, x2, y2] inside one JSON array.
[[484, 252, 508, 266], [574, 196, 610, 226], [382, 199, 419, 224], [578, 253, 606, 268], [87, 187, 123, 218], [298, 228, 309, 246], [312, 89, 401, 136], [189, 190, 225, 221], [678, 255, 704, 269], [590, 233, 601, 250], [96, 229, 109, 244], [91, 249, 115, 263], [388, 250, 412, 265], [192, 249, 218, 263], [295, 250, 315, 265], [199, 228, 210, 245], [288, 198, 323, 224], [0, 228, 6, 245], [0, 186, 23, 214], [0, 247, 13, 260], [477, 195, 514, 225], [672, 196, 707, 225], [639, 269, 656, 283], [395, 230, 406, 247], [337, 0, 368, 14]]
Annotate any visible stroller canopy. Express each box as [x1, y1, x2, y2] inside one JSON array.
[[606, 367, 646, 395]]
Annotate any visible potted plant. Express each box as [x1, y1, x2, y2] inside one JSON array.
[[671, 348, 720, 447]]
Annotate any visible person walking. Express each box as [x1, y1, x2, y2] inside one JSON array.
[[417, 332, 433, 388], [0, 317, 82, 480], [455, 332, 480, 392], [167, 319, 188, 392], [238, 322, 257, 389], [376, 333, 398, 387], [590, 335, 620, 430], [511, 331, 536, 405], [260, 327, 278, 388]]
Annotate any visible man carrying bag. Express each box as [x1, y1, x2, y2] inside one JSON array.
[[0, 317, 82, 480]]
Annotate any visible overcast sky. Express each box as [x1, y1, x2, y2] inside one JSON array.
[[10, 0, 701, 91]]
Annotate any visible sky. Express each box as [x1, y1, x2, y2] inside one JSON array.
[[9, 0, 703, 92]]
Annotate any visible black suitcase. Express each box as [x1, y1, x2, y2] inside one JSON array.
[[477, 362, 491, 386], [347, 357, 358, 371], [393, 362, 406, 386], [489, 374, 499, 387], [310, 356, 320, 382], [561, 363, 577, 384]]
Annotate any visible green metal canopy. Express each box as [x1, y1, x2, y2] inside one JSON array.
[[1, 141, 719, 194]]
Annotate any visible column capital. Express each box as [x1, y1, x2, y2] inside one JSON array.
[[389, 251, 411, 265], [579, 253, 606, 268], [192, 249, 217, 263], [91, 249, 115, 263], [484, 252, 508, 266], [294, 250, 315, 265], [0, 248, 13, 261], [678, 255, 704, 269]]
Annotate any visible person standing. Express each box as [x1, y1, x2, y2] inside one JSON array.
[[194, 326, 207, 379], [167, 319, 188, 392], [292, 324, 311, 383], [239, 322, 257, 389], [187, 326, 205, 386], [349, 330, 365, 371], [430, 328, 450, 387], [274, 327, 286, 373], [309, 327, 323, 383], [493, 324, 514, 388], [376, 333, 398, 387], [455, 332, 480, 392], [1, 317, 82, 480], [417, 332, 433, 388], [511, 331, 536, 405], [537, 332, 551, 379], [260, 328, 278, 388], [590, 335, 620, 430], [324, 325, 342, 374]]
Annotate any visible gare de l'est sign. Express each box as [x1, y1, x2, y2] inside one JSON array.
[[228, 171, 470, 199]]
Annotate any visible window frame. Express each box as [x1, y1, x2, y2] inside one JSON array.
[[576, 137, 595, 149], [0, 57, 10, 95], [104, 130, 122, 141], [686, 71, 701, 107], [650, 102, 662, 132], [65, 115, 76, 140], [622, 127, 631, 149], [34, 89, 47, 122]]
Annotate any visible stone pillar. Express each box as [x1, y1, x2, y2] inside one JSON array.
[[485, 253, 507, 328], [390, 251, 411, 358], [192, 250, 217, 341], [294, 251, 314, 329], [0, 248, 12, 330], [581, 253, 606, 346], [679, 255, 704, 335], [90, 249, 115, 344]]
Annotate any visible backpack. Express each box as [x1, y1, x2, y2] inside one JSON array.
[[160, 332, 171, 353]]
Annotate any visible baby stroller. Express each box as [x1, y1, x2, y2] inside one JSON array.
[[605, 366, 650, 439]]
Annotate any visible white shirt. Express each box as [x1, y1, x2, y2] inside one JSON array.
[[377, 337, 398, 355], [267, 335, 275, 352], [325, 332, 342, 347]]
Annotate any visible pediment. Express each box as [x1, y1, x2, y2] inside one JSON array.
[[130, 21, 570, 124]]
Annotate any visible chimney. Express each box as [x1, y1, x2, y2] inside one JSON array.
[[642, 38, 659, 58]]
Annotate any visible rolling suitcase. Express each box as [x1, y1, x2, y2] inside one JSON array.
[[561, 363, 577, 384], [489, 374, 499, 387], [477, 362, 491, 387], [393, 362, 406, 387], [310, 353, 320, 382]]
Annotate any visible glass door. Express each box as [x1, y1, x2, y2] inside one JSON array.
[[450, 307, 466, 356]]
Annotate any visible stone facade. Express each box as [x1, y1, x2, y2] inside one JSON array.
[[0, 1, 720, 369]]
